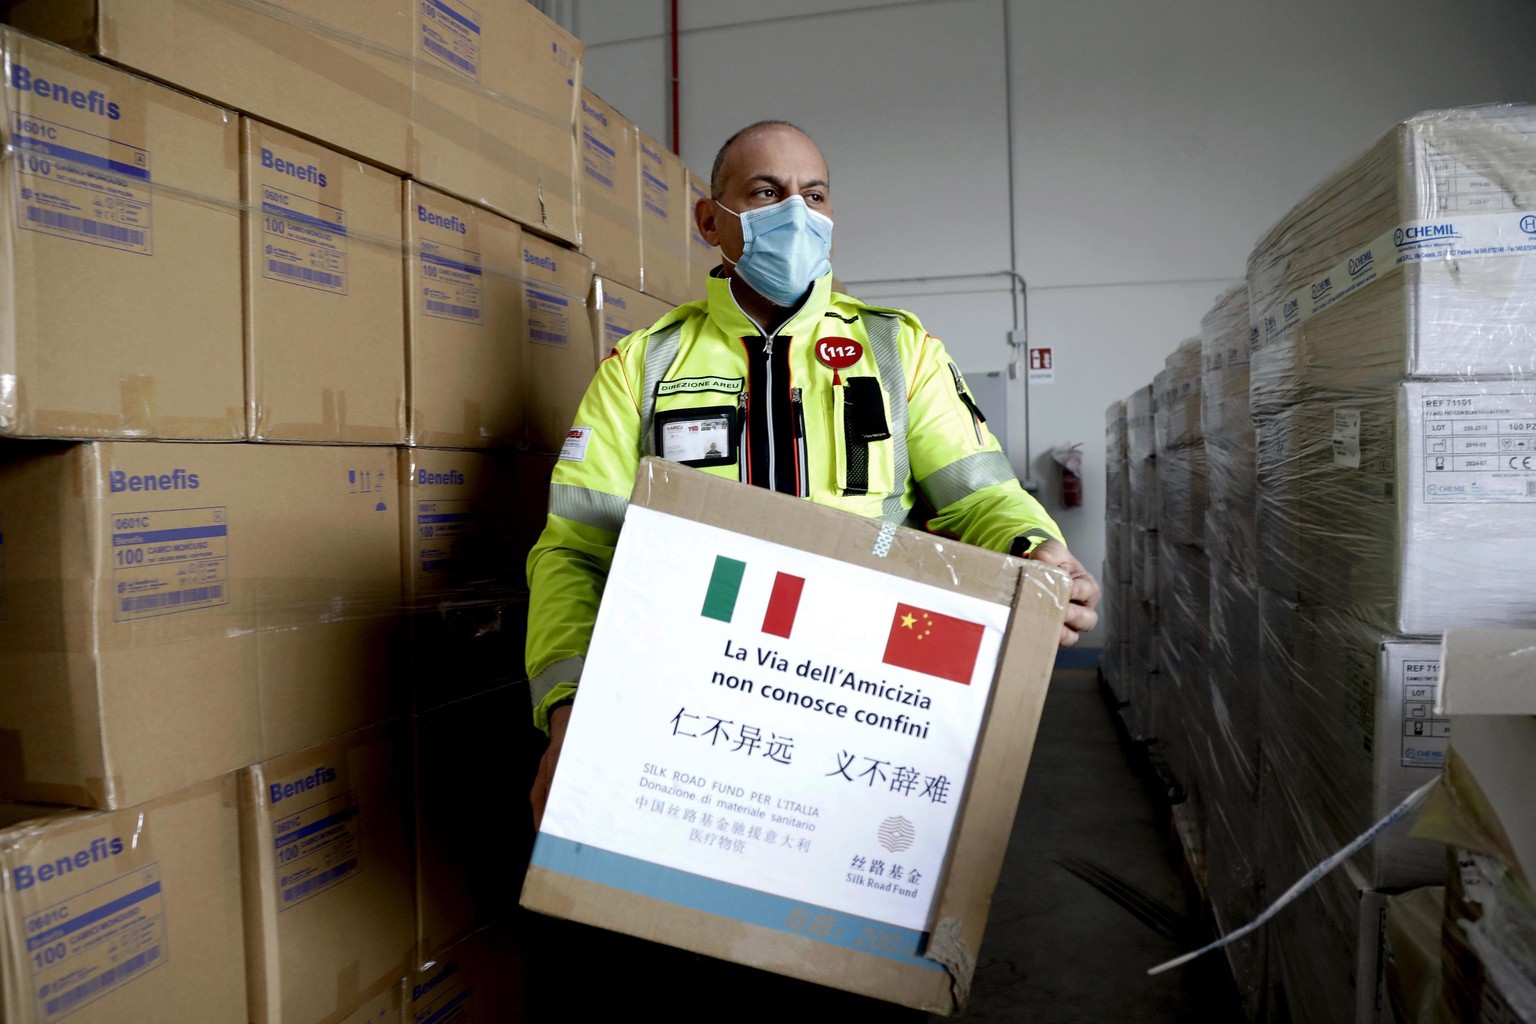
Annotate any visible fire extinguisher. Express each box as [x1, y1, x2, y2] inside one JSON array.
[[1051, 442, 1084, 509]]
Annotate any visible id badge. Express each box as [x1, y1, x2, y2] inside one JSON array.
[[655, 405, 737, 467]]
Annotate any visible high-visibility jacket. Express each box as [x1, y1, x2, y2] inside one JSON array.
[[527, 271, 1062, 730]]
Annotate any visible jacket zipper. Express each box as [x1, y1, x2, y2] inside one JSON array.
[[949, 362, 985, 444], [791, 387, 807, 497], [728, 283, 789, 490], [737, 393, 749, 483]]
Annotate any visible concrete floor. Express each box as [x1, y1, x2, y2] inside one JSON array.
[[952, 668, 1242, 1022]]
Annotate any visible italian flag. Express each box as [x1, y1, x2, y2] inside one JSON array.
[[700, 555, 805, 638]]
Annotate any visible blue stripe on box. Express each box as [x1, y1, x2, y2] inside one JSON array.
[[530, 834, 945, 972]]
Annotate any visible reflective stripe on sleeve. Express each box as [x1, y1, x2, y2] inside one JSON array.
[[863, 313, 910, 519], [638, 321, 686, 457], [918, 449, 1017, 510], [549, 483, 628, 532], [530, 655, 585, 707]]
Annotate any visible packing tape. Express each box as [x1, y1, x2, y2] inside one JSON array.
[[1146, 773, 1443, 976], [926, 915, 976, 1007]]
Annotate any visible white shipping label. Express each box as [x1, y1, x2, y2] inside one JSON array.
[[542, 506, 1011, 931], [415, 498, 477, 580], [1333, 408, 1362, 468], [260, 184, 347, 295], [110, 506, 229, 622], [267, 768, 362, 911], [1421, 392, 1536, 503], [419, 0, 481, 80], [27, 861, 169, 1023], [13, 112, 153, 255], [1399, 657, 1448, 768], [420, 239, 482, 324], [526, 283, 572, 347]]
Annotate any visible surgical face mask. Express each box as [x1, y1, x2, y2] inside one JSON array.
[[717, 194, 833, 307]]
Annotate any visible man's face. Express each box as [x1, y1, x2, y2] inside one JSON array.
[[695, 126, 832, 267]]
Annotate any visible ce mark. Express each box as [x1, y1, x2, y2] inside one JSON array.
[[1507, 455, 1535, 470]]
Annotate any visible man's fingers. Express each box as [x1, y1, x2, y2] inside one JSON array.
[[1065, 601, 1098, 635], [1070, 573, 1099, 609]]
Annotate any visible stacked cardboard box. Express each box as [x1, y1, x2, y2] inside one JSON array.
[[1100, 400, 1132, 706], [0, 778, 248, 1024], [0, 28, 244, 441], [1122, 384, 1159, 743], [638, 130, 691, 304], [0, 10, 677, 1018], [1246, 106, 1536, 1024], [1198, 283, 1266, 1014], [1154, 338, 1212, 891]]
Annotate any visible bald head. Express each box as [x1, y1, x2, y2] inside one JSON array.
[[709, 120, 828, 199]]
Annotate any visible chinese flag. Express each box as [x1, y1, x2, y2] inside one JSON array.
[[881, 603, 985, 684]]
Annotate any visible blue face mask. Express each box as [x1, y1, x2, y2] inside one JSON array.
[[718, 195, 833, 308]]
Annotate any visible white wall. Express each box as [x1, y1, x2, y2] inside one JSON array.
[[559, 0, 1536, 638]]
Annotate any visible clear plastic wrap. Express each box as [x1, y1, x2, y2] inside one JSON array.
[[1126, 384, 1159, 529], [1154, 535, 1210, 804], [1200, 563, 1263, 999], [1253, 380, 1536, 634], [1259, 596, 1445, 892], [1156, 338, 1205, 451], [1201, 284, 1259, 579], [1105, 399, 1130, 521], [1248, 104, 1536, 410], [1156, 340, 1208, 548]]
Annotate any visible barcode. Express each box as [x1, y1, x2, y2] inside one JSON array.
[[282, 858, 357, 903], [27, 207, 145, 247], [530, 328, 565, 344], [1527, 480, 1536, 497], [423, 36, 475, 75], [267, 260, 342, 289], [426, 299, 479, 319], [120, 585, 222, 614], [44, 946, 161, 1017]]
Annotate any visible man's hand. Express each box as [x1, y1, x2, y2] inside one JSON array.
[[530, 703, 572, 832], [1027, 539, 1101, 647]]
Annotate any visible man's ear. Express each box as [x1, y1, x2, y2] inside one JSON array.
[[695, 196, 721, 247]]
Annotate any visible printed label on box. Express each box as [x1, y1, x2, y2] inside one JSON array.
[[642, 164, 670, 220], [1421, 393, 1536, 503], [1333, 408, 1361, 468], [582, 126, 617, 190], [111, 507, 229, 622], [260, 185, 347, 295], [420, 240, 483, 324], [1399, 658, 1448, 768], [416, 498, 478, 579], [29, 861, 169, 1023], [542, 506, 1009, 931], [419, 0, 481, 80], [526, 283, 571, 347], [13, 113, 152, 255], [269, 774, 362, 910]]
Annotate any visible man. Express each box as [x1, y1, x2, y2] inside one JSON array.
[[527, 120, 1099, 825]]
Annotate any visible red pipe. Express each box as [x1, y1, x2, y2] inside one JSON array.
[[670, 0, 680, 154]]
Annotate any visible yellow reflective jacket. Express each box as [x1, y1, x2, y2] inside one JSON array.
[[527, 271, 1061, 730]]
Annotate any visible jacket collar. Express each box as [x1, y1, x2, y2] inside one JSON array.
[[705, 270, 834, 339]]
